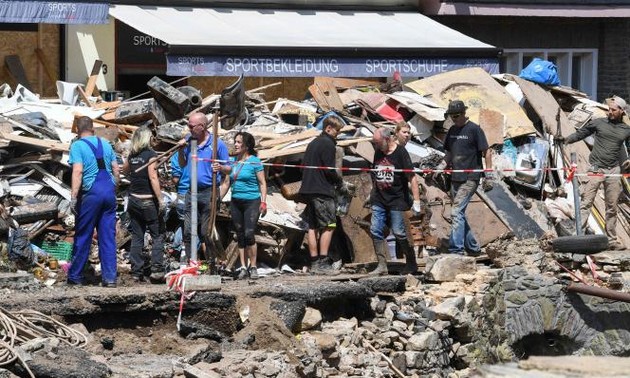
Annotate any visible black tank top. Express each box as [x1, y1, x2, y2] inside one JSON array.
[[129, 149, 157, 195]]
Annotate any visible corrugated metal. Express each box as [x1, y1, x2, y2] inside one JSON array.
[[109, 5, 494, 50]]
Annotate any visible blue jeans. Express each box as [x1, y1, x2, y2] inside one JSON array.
[[370, 204, 407, 241], [449, 180, 480, 254]]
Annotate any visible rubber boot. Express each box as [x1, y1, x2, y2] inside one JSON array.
[[399, 239, 418, 275], [369, 240, 389, 276]]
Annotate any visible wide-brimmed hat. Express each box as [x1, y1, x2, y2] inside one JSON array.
[[444, 100, 468, 115]]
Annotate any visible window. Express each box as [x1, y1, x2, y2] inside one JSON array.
[[501, 49, 598, 99]]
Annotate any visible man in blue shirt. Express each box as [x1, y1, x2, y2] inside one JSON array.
[[68, 116, 119, 287], [177, 112, 230, 265]]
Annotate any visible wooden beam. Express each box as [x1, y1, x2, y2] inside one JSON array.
[[76, 85, 92, 107], [85, 60, 103, 98], [0, 132, 70, 152], [258, 137, 371, 159], [259, 125, 355, 148]]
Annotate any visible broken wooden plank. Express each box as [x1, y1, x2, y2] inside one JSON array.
[[478, 108, 505, 146], [4, 55, 32, 91], [76, 85, 92, 106], [11, 202, 58, 224], [314, 76, 378, 91], [308, 81, 344, 112], [29, 164, 72, 200], [258, 137, 371, 160], [85, 60, 103, 98], [0, 132, 69, 152], [259, 125, 355, 148], [477, 182, 545, 239]]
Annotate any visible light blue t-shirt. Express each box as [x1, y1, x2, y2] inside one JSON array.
[[230, 156, 263, 200], [68, 136, 116, 192], [170, 151, 190, 195]]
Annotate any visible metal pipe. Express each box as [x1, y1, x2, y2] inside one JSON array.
[[571, 152, 582, 235], [190, 139, 198, 262], [566, 282, 630, 303]]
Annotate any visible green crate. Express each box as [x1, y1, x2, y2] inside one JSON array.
[[41, 241, 73, 261]]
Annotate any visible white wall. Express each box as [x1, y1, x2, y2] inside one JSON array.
[[65, 17, 115, 91]]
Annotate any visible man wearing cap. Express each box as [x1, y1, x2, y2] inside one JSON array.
[[443, 100, 493, 255], [555, 95, 630, 249]]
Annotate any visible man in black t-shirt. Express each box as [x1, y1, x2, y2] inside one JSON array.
[[369, 127, 422, 275], [443, 100, 493, 255], [299, 116, 345, 274]]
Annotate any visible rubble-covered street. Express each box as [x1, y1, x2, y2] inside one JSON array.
[[1, 66, 630, 378]]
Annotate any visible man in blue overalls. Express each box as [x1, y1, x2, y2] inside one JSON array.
[[68, 116, 120, 287]]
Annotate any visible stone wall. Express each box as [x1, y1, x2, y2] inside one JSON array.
[[480, 266, 630, 360]]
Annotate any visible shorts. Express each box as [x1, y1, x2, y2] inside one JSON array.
[[304, 195, 336, 230]]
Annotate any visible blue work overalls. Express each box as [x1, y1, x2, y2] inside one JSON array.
[[68, 138, 118, 284]]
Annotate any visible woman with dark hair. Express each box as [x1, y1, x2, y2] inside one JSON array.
[[121, 126, 165, 283], [229, 131, 267, 279]]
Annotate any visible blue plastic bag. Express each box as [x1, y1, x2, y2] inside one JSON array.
[[519, 58, 560, 86]]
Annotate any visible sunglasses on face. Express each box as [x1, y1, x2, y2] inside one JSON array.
[[450, 113, 463, 119]]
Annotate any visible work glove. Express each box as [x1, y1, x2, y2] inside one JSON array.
[[435, 160, 448, 172], [259, 202, 267, 218], [412, 200, 423, 217], [483, 171, 496, 192], [554, 135, 565, 144], [338, 181, 356, 197], [70, 198, 78, 215], [623, 159, 630, 171]]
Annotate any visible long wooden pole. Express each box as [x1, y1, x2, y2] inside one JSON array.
[[208, 112, 220, 264]]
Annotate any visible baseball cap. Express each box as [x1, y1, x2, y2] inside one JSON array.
[[444, 100, 468, 115], [606, 96, 627, 113]]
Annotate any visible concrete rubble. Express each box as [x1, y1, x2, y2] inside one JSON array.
[[1, 67, 630, 377]]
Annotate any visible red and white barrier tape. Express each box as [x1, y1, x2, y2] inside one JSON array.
[[192, 157, 630, 178], [165, 261, 200, 331]]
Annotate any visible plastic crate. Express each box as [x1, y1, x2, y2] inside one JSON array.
[[41, 241, 73, 261]]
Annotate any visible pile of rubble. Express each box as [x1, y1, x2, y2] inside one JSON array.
[[0, 64, 629, 289]]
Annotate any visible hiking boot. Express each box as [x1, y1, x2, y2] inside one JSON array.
[[237, 267, 249, 280], [149, 272, 165, 283], [131, 275, 145, 283], [310, 258, 321, 274], [66, 280, 84, 287], [315, 257, 340, 276], [102, 281, 117, 288], [248, 266, 259, 279]]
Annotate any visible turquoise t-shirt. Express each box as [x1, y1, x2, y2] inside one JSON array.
[[230, 156, 263, 200], [68, 136, 116, 192]]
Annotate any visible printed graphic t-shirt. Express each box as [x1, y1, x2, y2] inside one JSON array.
[[370, 144, 413, 211]]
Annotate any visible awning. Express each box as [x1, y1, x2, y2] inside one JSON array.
[[110, 5, 499, 77], [0, 1, 109, 24]]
